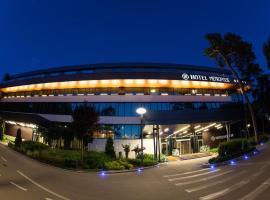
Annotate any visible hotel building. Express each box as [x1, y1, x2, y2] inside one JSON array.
[[0, 63, 247, 156]]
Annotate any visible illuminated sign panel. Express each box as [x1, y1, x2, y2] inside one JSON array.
[[181, 73, 230, 83]]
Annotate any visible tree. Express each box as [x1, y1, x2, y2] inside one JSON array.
[[15, 128, 22, 147], [105, 137, 116, 158], [2, 73, 11, 81], [122, 144, 130, 159], [71, 103, 99, 163], [263, 37, 270, 69], [0, 119, 4, 141], [204, 33, 262, 143]]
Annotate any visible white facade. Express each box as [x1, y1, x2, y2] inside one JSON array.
[[88, 138, 159, 159]]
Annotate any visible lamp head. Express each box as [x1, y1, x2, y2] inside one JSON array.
[[136, 107, 147, 115]]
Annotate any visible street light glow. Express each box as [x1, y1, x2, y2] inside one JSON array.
[[136, 107, 147, 115]]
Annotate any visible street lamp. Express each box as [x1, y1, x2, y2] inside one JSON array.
[[136, 107, 146, 165]]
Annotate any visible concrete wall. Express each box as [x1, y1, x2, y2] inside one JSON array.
[[5, 124, 33, 140], [88, 138, 158, 159]]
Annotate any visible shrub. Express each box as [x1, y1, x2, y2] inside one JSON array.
[[0, 131, 3, 141], [128, 159, 158, 167], [209, 147, 219, 153], [26, 150, 40, 158], [209, 139, 256, 164], [136, 153, 154, 160], [39, 149, 80, 168], [160, 154, 168, 162], [83, 151, 110, 169], [200, 145, 210, 152], [104, 161, 125, 170], [21, 141, 49, 153], [218, 139, 243, 157], [259, 135, 269, 143], [117, 159, 133, 169], [14, 129, 22, 147], [105, 137, 116, 158], [136, 153, 167, 163], [132, 145, 145, 158], [122, 144, 130, 159]]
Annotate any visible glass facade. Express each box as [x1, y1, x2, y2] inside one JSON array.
[[3, 87, 234, 97], [0, 102, 242, 117]]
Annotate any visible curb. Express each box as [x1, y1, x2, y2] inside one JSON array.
[[201, 146, 262, 168], [98, 163, 161, 174]]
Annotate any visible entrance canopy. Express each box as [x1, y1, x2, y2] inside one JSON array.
[[143, 108, 243, 125]]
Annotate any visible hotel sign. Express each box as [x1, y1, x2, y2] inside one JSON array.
[[181, 73, 230, 83]]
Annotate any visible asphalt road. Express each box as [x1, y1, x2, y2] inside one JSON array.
[[0, 142, 270, 200]]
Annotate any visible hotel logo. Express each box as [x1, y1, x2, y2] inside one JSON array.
[[182, 73, 190, 80]]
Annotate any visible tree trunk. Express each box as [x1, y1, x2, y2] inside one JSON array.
[[222, 56, 258, 143], [81, 137, 84, 165]]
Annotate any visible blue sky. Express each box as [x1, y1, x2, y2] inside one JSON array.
[[0, 0, 269, 78]]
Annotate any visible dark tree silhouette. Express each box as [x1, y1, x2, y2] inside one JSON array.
[[204, 33, 262, 143], [105, 137, 116, 158], [71, 103, 99, 163], [2, 73, 11, 81], [263, 37, 270, 69], [15, 128, 22, 147]]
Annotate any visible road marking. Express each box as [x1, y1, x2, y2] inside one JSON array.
[[10, 181, 28, 191], [163, 168, 209, 178], [175, 170, 232, 186], [185, 170, 245, 193], [239, 177, 270, 200], [199, 180, 249, 200], [17, 170, 71, 200], [168, 169, 220, 182], [1, 156, 7, 162]]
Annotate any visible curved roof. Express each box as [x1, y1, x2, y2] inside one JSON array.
[[1, 63, 232, 88], [8, 63, 230, 78]]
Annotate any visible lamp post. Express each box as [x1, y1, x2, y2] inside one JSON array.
[[136, 107, 146, 165]]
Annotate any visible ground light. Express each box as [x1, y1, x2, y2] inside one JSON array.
[[229, 160, 236, 165], [98, 171, 107, 177], [210, 164, 215, 170], [243, 155, 249, 160], [136, 168, 143, 175]]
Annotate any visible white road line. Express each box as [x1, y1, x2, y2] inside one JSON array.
[[185, 170, 245, 193], [17, 170, 71, 200], [168, 169, 220, 182], [10, 181, 28, 191], [175, 170, 232, 186], [1, 156, 7, 162], [163, 168, 209, 178], [199, 180, 249, 200], [239, 177, 270, 200]]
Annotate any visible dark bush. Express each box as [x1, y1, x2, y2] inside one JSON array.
[[83, 151, 110, 169], [104, 159, 133, 170], [128, 159, 158, 167], [218, 139, 243, 157], [14, 129, 22, 147], [210, 139, 256, 164], [21, 141, 49, 153], [105, 137, 116, 158], [259, 135, 269, 143]]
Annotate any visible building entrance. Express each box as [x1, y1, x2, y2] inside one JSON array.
[[176, 139, 191, 154]]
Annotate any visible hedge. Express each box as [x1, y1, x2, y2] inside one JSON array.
[[209, 139, 256, 164]]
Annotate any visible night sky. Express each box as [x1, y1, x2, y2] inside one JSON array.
[[0, 0, 269, 78]]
